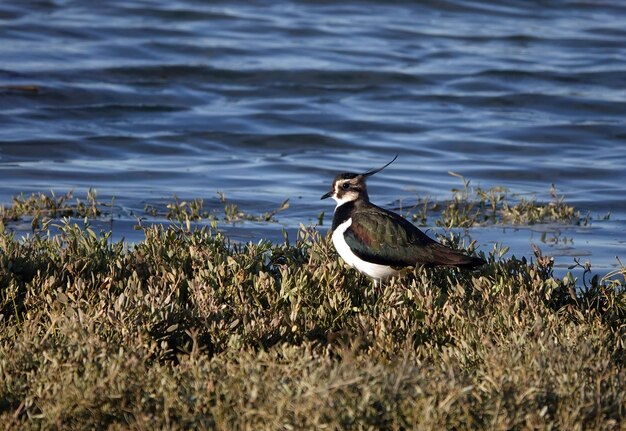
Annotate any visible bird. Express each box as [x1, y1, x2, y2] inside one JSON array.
[[321, 155, 486, 285]]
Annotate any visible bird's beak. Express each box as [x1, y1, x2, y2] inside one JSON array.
[[321, 191, 333, 200]]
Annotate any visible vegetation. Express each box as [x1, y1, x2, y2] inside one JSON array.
[[0, 184, 624, 429], [402, 173, 586, 228], [2, 177, 585, 232], [0, 189, 102, 230], [158, 193, 289, 224], [0, 216, 624, 429]]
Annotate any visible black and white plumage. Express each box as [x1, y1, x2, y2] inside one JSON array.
[[321, 156, 485, 284]]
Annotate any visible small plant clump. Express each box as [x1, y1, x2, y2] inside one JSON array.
[[165, 196, 212, 222], [161, 193, 290, 224], [222, 198, 290, 223], [0, 189, 101, 230], [404, 173, 586, 228], [500, 184, 580, 225], [0, 220, 625, 429]]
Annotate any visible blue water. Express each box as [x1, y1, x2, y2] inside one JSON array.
[[1, 1, 625, 277]]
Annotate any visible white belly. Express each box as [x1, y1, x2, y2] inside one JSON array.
[[332, 218, 399, 281]]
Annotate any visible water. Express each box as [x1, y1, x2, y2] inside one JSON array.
[[1, 1, 625, 278]]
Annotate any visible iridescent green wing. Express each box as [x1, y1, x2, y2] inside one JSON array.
[[344, 208, 438, 266]]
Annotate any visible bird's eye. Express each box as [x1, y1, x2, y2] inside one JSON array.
[[342, 182, 350, 189]]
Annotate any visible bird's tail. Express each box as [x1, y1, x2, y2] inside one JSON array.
[[429, 244, 486, 269]]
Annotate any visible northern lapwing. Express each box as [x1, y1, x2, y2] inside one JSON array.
[[321, 155, 486, 285]]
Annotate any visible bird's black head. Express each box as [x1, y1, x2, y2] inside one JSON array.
[[321, 155, 398, 205]]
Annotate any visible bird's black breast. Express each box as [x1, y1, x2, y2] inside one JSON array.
[[331, 201, 355, 231]]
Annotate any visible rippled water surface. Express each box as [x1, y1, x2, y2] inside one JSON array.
[[1, 1, 625, 276]]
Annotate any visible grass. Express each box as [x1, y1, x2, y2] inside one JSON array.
[[0, 213, 625, 429]]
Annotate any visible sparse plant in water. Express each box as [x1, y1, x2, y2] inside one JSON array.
[[166, 196, 212, 222], [0, 189, 103, 230], [411, 173, 585, 228], [0, 179, 587, 232]]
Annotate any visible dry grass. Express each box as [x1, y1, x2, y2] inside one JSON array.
[[1, 217, 625, 429]]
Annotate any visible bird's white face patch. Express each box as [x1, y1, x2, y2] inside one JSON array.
[[332, 179, 360, 207], [332, 217, 399, 282]]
